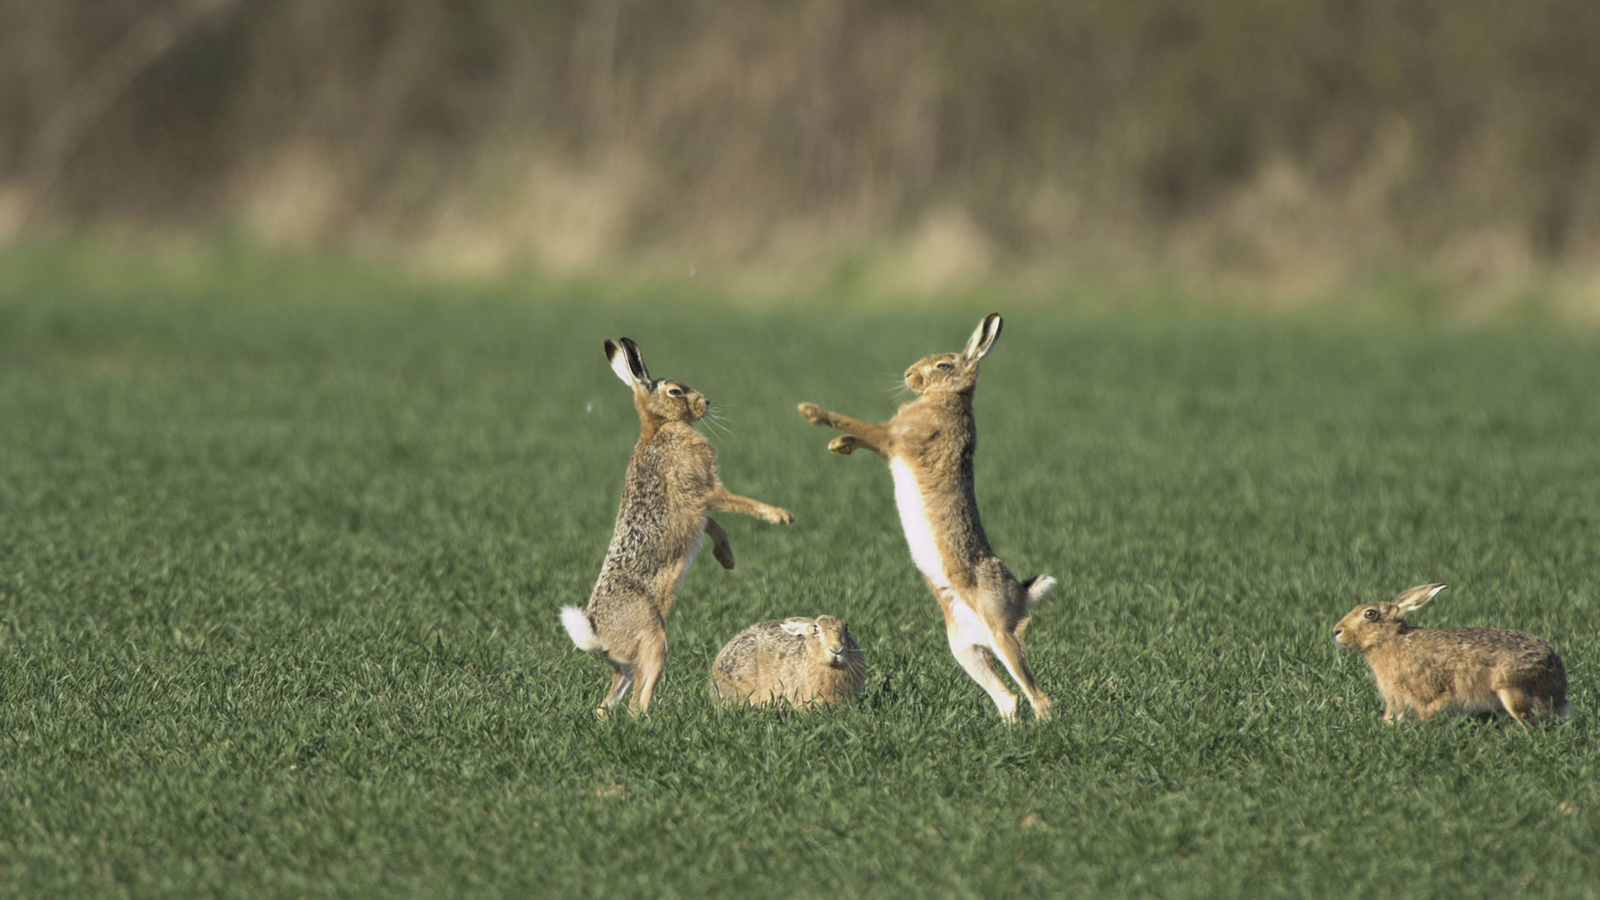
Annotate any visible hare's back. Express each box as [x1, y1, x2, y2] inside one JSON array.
[[1413, 627, 1564, 674], [714, 621, 808, 674]]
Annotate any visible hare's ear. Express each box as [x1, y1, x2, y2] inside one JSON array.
[[779, 619, 812, 637], [1393, 583, 1447, 614], [604, 339, 636, 387], [605, 337, 652, 389], [962, 313, 1003, 361], [618, 337, 653, 387]]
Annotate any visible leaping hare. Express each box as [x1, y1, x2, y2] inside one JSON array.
[[561, 338, 793, 716], [797, 314, 1056, 721], [1334, 583, 1569, 726], [711, 615, 867, 708]]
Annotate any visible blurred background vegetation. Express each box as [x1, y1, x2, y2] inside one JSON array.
[[3, 0, 1598, 316]]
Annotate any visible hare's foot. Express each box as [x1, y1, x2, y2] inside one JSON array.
[[798, 402, 830, 425], [598, 668, 632, 717], [709, 488, 793, 525], [797, 404, 892, 446], [1029, 692, 1054, 722], [829, 435, 887, 459], [986, 627, 1052, 723], [705, 517, 735, 569]]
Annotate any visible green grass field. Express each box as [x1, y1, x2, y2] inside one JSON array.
[[4, 248, 1598, 898]]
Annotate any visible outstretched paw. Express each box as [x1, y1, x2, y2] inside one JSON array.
[[764, 506, 795, 525], [829, 435, 886, 459], [798, 402, 829, 425]]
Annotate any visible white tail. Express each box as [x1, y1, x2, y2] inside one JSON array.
[[1023, 575, 1056, 612], [561, 606, 605, 652]]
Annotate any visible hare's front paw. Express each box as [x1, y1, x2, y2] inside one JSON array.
[[764, 506, 795, 525], [828, 436, 858, 455], [798, 402, 828, 425]]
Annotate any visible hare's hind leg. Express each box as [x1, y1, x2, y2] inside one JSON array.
[[628, 628, 669, 715], [949, 642, 1019, 721], [943, 595, 1019, 720], [598, 663, 634, 718], [985, 628, 1053, 722]]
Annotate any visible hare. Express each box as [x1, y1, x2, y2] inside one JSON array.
[[560, 337, 793, 716], [711, 615, 867, 707], [797, 313, 1056, 721], [1334, 583, 1569, 726]]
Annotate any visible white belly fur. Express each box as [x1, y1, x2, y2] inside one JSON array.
[[946, 595, 992, 649], [890, 458, 949, 589]]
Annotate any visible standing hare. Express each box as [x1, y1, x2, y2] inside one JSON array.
[[711, 615, 867, 708], [797, 314, 1056, 721], [1334, 583, 1569, 726], [561, 338, 793, 716]]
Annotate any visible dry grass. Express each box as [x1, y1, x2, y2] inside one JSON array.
[[4, 1, 1599, 311]]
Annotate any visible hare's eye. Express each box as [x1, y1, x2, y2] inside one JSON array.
[[668, 388, 683, 397], [1363, 608, 1379, 621], [936, 362, 953, 370]]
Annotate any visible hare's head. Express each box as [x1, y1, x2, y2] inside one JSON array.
[[780, 615, 855, 668], [903, 313, 1002, 395], [1334, 583, 1446, 651], [604, 337, 709, 423]]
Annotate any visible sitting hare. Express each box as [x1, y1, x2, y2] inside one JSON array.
[[561, 338, 793, 716], [797, 314, 1056, 721], [1334, 583, 1569, 726], [711, 615, 866, 707]]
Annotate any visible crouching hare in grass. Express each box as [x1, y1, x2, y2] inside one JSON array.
[[561, 338, 794, 717], [1335, 583, 1569, 727], [711, 615, 866, 707], [797, 314, 1056, 721]]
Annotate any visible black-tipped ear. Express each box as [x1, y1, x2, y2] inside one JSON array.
[[963, 313, 1003, 361], [605, 339, 636, 387], [618, 337, 652, 387], [1393, 583, 1447, 614]]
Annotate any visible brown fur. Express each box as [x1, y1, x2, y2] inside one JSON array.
[[710, 615, 867, 707], [563, 338, 792, 717], [1334, 583, 1569, 726], [797, 314, 1055, 721]]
